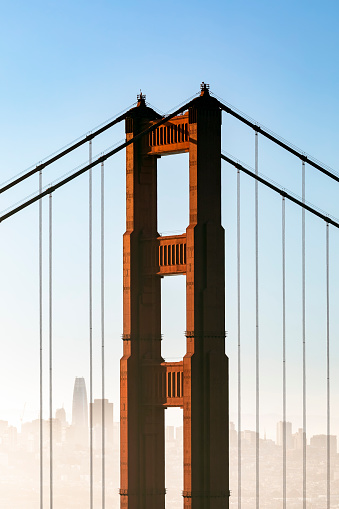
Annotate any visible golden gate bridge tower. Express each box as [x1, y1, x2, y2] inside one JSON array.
[[120, 84, 229, 509]]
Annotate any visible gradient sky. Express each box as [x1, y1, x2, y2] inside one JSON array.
[[1, 0, 339, 439]]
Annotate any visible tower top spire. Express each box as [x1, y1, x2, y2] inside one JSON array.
[[137, 90, 146, 107], [200, 82, 210, 96]]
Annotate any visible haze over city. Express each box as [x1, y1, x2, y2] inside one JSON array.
[[1, 376, 338, 507]]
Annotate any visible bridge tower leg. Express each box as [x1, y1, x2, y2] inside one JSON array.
[[184, 88, 229, 508], [120, 85, 229, 509], [120, 94, 164, 509]]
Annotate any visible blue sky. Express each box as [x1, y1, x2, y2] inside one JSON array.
[[1, 0, 339, 438]]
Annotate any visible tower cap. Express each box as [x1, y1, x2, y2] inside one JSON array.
[[137, 91, 146, 107], [200, 82, 210, 96]]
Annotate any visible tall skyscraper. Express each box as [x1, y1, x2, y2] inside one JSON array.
[[72, 377, 88, 432], [276, 421, 293, 449]]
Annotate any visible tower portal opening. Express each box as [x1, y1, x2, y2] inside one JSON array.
[[161, 275, 186, 361], [157, 153, 189, 235]]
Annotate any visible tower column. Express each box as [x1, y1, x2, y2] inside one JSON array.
[[120, 94, 165, 509], [183, 86, 229, 509]]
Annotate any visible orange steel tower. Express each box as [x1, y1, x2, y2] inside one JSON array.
[[120, 84, 229, 509]]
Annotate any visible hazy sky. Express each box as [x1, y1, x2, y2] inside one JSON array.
[[1, 0, 339, 438]]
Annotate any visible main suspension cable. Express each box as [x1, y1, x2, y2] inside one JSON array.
[[220, 153, 339, 229], [0, 110, 129, 195], [0, 99, 194, 224], [218, 99, 339, 183]]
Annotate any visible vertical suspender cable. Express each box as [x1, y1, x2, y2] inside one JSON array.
[[255, 131, 259, 509], [302, 161, 306, 509], [49, 193, 53, 509], [89, 141, 93, 509], [39, 170, 43, 509], [326, 223, 330, 509], [237, 169, 241, 509], [101, 161, 105, 509], [282, 197, 286, 509]]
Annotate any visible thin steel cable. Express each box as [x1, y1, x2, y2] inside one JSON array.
[[302, 161, 306, 509], [39, 170, 43, 509], [255, 131, 259, 509], [326, 223, 330, 509], [89, 141, 93, 509], [0, 108, 131, 194], [221, 153, 339, 228], [217, 98, 339, 183], [237, 169, 241, 509], [101, 161, 105, 509], [282, 197, 286, 509], [49, 193, 53, 509], [0, 100, 195, 224]]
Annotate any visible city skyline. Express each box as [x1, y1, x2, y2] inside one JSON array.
[[1, 411, 338, 508]]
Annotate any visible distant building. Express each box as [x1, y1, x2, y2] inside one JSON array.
[[166, 426, 175, 442], [72, 377, 88, 446], [72, 377, 88, 427], [241, 430, 257, 445], [55, 407, 66, 425], [310, 434, 337, 454], [175, 426, 183, 444], [90, 399, 113, 448], [229, 421, 237, 447], [276, 421, 293, 449], [20, 419, 49, 452], [293, 428, 304, 450], [55, 408, 67, 443]]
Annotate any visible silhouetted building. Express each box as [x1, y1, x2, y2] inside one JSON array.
[[55, 407, 66, 425], [166, 426, 175, 442], [90, 398, 113, 448], [72, 377, 88, 446], [72, 377, 88, 427], [293, 428, 304, 450], [229, 421, 237, 447], [310, 434, 337, 454], [241, 430, 257, 445], [276, 421, 293, 449]]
